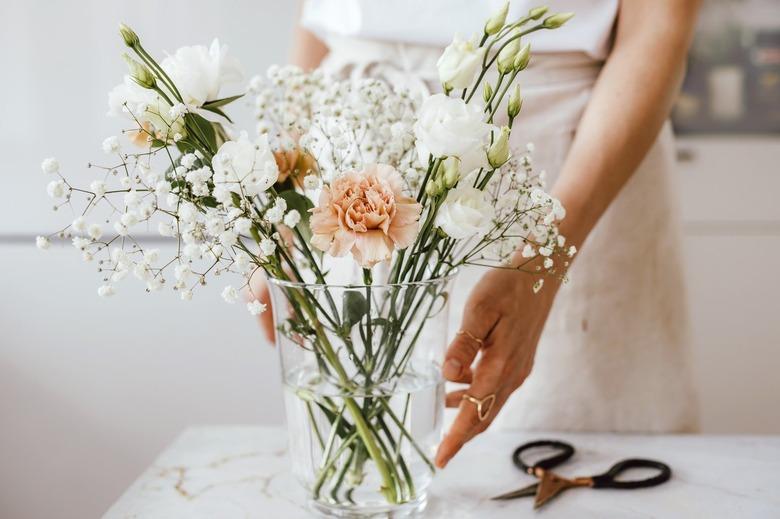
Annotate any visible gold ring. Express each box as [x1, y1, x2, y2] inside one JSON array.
[[461, 393, 496, 422], [456, 329, 484, 347]]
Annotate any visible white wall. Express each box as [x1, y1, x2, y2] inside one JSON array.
[[0, 2, 297, 518], [1, 2, 779, 519]]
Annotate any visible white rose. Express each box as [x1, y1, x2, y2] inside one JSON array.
[[211, 132, 278, 196], [435, 185, 495, 239], [437, 34, 484, 90], [161, 39, 243, 107], [414, 94, 492, 174]]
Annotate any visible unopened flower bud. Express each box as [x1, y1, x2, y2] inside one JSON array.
[[488, 126, 511, 168], [425, 178, 441, 197], [119, 23, 139, 48], [508, 84, 523, 118], [442, 157, 461, 187], [513, 43, 531, 71], [482, 82, 493, 103], [497, 31, 522, 74], [484, 1, 509, 35], [543, 12, 575, 29], [529, 7, 549, 20], [123, 54, 156, 89]]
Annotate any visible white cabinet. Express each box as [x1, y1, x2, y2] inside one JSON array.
[[676, 136, 780, 434]]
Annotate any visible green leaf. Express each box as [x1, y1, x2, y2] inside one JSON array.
[[277, 189, 315, 242], [199, 196, 218, 208], [342, 291, 368, 331], [202, 93, 244, 109], [184, 112, 217, 152], [202, 105, 233, 124]]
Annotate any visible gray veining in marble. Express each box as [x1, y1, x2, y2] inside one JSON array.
[[104, 426, 780, 518]]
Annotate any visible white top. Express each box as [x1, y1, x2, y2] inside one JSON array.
[[104, 426, 780, 518], [302, 0, 619, 60]]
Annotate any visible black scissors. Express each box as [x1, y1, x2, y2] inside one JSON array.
[[492, 439, 672, 509]]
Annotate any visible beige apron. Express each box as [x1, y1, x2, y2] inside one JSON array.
[[321, 35, 699, 432]]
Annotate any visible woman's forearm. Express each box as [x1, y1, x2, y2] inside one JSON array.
[[552, 0, 701, 247], [291, 2, 328, 70]]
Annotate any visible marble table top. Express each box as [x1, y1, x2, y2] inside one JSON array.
[[104, 426, 780, 518]]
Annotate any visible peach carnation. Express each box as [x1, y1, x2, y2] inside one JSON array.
[[310, 164, 422, 268]]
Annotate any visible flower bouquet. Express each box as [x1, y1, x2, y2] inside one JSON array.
[[39, 3, 575, 516]]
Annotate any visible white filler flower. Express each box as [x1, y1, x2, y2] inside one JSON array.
[[247, 299, 267, 315], [435, 185, 495, 239], [211, 132, 278, 196], [36, 236, 51, 250], [41, 157, 60, 175], [221, 285, 239, 304]]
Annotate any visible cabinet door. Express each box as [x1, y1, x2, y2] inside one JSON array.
[[677, 136, 780, 433]]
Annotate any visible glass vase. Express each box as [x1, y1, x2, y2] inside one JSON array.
[[267, 273, 456, 518]]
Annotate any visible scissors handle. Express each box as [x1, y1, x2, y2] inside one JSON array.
[[512, 440, 575, 474], [591, 458, 672, 489]]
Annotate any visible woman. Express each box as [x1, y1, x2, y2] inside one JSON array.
[[259, 0, 701, 469]]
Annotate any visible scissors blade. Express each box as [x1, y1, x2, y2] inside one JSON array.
[[490, 482, 539, 500], [534, 471, 584, 509]]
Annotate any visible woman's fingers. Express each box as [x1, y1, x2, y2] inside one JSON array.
[[435, 349, 506, 468], [443, 303, 499, 382]]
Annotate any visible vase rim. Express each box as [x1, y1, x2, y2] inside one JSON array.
[[266, 268, 459, 290]]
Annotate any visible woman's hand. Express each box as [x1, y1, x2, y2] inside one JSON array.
[[434, 265, 559, 468]]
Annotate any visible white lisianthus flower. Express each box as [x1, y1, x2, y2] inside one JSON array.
[[180, 289, 193, 301], [41, 157, 60, 175], [161, 39, 244, 107], [247, 299, 267, 315], [36, 236, 50, 250], [102, 136, 120, 154], [212, 132, 278, 196], [437, 34, 484, 90], [283, 209, 301, 228], [47, 180, 66, 199], [414, 94, 492, 174], [97, 285, 116, 297], [221, 285, 239, 304], [435, 185, 495, 239]]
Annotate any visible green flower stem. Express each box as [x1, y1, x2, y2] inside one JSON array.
[[292, 292, 401, 504], [313, 431, 358, 498], [465, 24, 544, 103]]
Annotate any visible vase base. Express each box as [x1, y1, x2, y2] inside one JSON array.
[[309, 493, 427, 518]]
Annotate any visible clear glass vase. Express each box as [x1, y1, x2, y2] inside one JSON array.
[[267, 273, 456, 518]]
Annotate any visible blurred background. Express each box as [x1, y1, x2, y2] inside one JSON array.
[[1, 1, 778, 518]]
